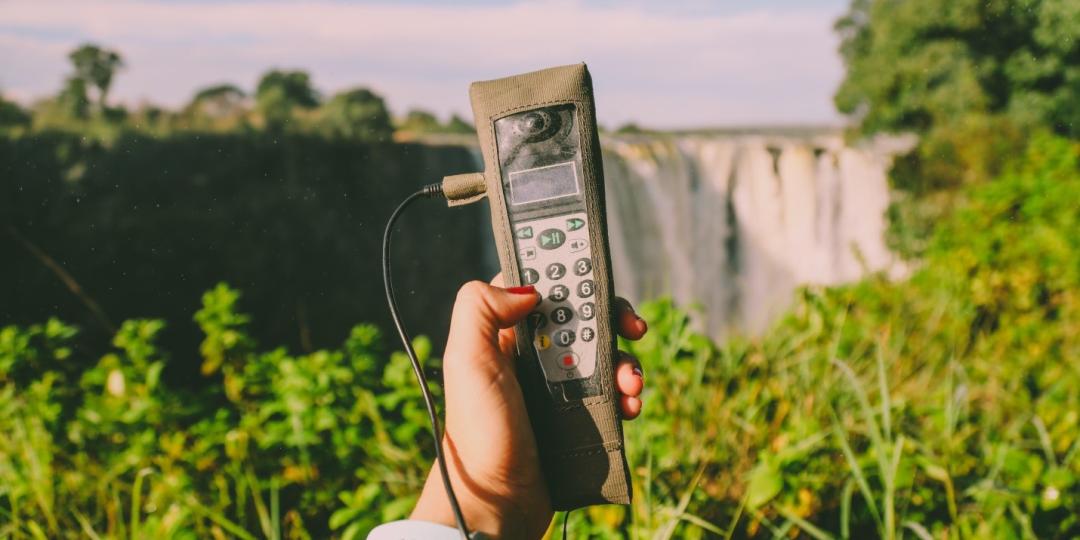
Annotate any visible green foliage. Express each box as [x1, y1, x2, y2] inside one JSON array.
[[836, 0, 1079, 259], [0, 95, 30, 133], [317, 88, 394, 142], [395, 109, 475, 138], [836, 0, 1078, 140], [255, 70, 320, 131], [0, 285, 433, 538], [68, 44, 124, 112]]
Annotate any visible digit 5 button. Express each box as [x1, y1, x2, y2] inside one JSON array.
[[548, 285, 569, 302]]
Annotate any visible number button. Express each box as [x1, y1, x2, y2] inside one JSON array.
[[522, 268, 539, 285], [528, 312, 546, 329], [551, 307, 573, 325], [554, 329, 575, 347], [577, 279, 595, 298], [538, 229, 566, 250], [573, 258, 592, 276], [549, 285, 569, 302], [546, 263, 566, 280], [579, 302, 596, 320], [580, 327, 595, 342]]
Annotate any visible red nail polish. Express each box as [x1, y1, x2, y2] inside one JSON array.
[[632, 367, 643, 379], [507, 285, 537, 295]]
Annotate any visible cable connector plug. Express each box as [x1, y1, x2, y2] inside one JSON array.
[[441, 172, 487, 207]]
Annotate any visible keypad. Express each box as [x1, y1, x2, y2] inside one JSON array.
[[511, 211, 598, 382]]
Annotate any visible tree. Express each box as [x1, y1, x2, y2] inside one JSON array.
[[189, 84, 247, 119], [317, 88, 393, 142], [398, 108, 440, 133], [836, 0, 1078, 140], [68, 44, 124, 113], [444, 114, 474, 134], [254, 70, 320, 131], [834, 0, 1079, 258], [0, 93, 30, 130]]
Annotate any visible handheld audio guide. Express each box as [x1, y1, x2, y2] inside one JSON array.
[[444, 63, 631, 510]]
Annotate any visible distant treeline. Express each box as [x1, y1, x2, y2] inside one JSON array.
[[0, 44, 476, 142], [0, 131, 491, 384]]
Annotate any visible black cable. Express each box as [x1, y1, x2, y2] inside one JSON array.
[[562, 510, 572, 539], [382, 183, 472, 539]]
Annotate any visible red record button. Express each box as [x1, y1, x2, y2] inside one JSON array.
[[559, 352, 579, 369]]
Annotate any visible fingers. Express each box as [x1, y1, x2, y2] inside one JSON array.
[[615, 297, 648, 340], [615, 351, 644, 420], [445, 281, 540, 363]]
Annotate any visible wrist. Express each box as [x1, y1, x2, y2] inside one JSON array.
[[410, 438, 549, 539]]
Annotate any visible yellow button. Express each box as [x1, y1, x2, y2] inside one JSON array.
[[534, 334, 551, 351]]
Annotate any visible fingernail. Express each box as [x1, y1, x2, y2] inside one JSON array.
[[507, 285, 536, 295], [636, 318, 648, 333], [632, 367, 643, 380]]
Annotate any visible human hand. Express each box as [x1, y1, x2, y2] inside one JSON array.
[[410, 277, 648, 538]]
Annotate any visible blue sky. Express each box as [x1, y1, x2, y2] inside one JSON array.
[[0, 0, 851, 129]]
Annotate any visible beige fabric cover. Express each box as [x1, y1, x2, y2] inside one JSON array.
[[467, 63, 631, 509]]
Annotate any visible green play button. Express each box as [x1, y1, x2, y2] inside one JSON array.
[[538, 229, 566, 250], [567, 218, 585, 231]]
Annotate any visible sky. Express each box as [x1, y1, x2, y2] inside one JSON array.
[[0, 0, 851, 129]]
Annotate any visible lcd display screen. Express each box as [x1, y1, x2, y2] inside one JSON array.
[[508, 161, 579, 205]]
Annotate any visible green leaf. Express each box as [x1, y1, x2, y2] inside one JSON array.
[[746, 458, 782, 510]]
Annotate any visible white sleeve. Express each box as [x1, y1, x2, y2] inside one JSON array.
[[366, 520, 464, 540]]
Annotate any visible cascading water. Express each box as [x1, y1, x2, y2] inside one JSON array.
[[600, 131, 905, 336]]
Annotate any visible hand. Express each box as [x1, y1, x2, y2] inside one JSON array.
[[410, 277, 648, 538]]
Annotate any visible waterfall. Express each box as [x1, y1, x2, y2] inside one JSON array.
[[600, 132, 905, 336]]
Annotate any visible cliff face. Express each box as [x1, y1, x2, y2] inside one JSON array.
[[1, 133, 491, 383]]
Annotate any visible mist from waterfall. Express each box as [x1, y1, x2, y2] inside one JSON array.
[[600, 132, 905, 336]]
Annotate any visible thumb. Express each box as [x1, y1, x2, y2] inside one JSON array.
[[445, 281, 540, 361]]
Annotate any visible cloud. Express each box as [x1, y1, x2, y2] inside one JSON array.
[[0, 0, 847, 128]]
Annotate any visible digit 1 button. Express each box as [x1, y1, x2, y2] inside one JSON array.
[[554, 329, 575, 347], [546, 262, 566, 280], [551, 306, 573, 324], [548, 285, 569, 302], [580, 327, 596, 342], [579, 302, 596, 320], [516, 226, 533, 239], [522, 268, 539, 285], [567, 217, 585, 231], [577, 279, 595, 298], [538, 229, 566, 250], [573, 257, 592, 276]]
